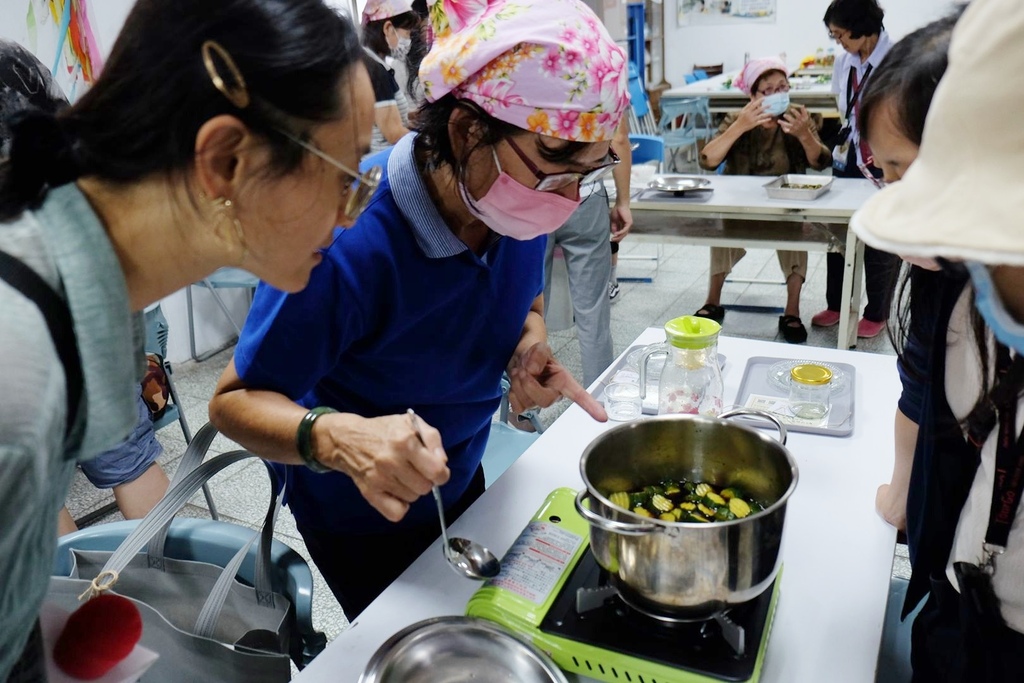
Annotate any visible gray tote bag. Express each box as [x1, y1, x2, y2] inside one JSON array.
[[49, 425, 294, 682]]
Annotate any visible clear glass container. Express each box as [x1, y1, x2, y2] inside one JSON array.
[[789, 364, 832, 420], [604, 382, 642, 422], [638, 316, 724, 417]]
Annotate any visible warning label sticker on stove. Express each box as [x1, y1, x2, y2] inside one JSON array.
[[490, 522, 583, 604]]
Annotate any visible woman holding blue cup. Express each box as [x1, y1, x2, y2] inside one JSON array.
[[696, 56, 832, 344]]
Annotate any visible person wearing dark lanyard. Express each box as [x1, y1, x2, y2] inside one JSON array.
[[849, 0, 1024, 676], [812, 0, 897, 340]]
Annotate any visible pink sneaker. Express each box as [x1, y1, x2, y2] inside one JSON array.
[[857, 318, 887, 338], [811, 309, 841, 327]]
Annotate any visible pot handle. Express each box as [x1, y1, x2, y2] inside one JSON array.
[[574, 489, 660, 536], [719, 408, 788, 446]]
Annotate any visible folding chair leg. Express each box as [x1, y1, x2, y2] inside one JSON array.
[[202, 484, 220, 521], [165, 364, 192, 442], [202, 279, 243, 336], [186, 285, 198, 361]]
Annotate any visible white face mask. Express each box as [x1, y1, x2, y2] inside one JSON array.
[[390, 36, 411, 62], [761, 91, 790, 117]]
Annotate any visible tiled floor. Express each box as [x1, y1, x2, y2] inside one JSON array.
[[63, 234, 909, 665]]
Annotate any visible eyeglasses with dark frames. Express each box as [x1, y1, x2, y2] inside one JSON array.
[[503, 136, 620, 192]]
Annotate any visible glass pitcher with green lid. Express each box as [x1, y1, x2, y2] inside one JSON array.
[[637, 315, 724, 416]]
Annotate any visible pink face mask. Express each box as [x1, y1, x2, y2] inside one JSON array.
[[459, 149, 581, 240]]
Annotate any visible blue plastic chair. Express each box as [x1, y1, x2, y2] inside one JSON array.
[[657, 98, 703, 171], [626, 61, 658, 135], [53, 464, 326, 668], [628, 134, 665, 170]]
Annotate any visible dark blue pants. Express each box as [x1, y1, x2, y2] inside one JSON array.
[[825, 147, 898, 321]]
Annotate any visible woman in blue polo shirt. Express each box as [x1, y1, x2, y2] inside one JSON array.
[[210, 0, 627, 619]]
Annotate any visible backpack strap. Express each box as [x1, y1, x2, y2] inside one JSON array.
[[0, 249, 83, 444]]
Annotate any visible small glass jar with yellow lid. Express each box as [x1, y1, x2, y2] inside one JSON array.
[[789, 364, 832, 420]]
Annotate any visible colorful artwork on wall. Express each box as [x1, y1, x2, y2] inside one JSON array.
[[25, 0, 103, 100]]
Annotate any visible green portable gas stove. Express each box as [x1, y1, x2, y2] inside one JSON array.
[[466, 488, 781, 683]]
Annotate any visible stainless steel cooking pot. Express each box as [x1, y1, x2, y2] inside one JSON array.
[[574, 409, 798, 620]]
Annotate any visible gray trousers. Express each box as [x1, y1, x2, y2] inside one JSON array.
[[543, 186, 614, 388]]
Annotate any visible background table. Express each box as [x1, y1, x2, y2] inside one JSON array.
[[629, 175, 879, 350], [663, 71, 838, 117], [295, 331, 901, 683]]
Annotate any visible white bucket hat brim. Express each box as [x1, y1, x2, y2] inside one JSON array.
[[849, 0, 1024, 266]]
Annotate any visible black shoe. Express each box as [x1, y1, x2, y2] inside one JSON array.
[[779, 315, 808, 344], [693, 304, 725, 324]]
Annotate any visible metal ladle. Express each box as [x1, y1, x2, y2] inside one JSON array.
[[407, 409, 500, 580]]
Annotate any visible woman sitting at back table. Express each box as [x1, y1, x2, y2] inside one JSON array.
[[696, 57, 831, 344]]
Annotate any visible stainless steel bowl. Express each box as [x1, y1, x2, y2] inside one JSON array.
[[575, 410, 798, 620], [648, 174, 713, 193], [359, 616, 568, 683]]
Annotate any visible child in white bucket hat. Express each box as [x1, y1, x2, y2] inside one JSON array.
[[852, 0, 1024, 678]]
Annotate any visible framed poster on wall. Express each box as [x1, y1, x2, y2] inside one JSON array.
[[677, 0, 776, 27]]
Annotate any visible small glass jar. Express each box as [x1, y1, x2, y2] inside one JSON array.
[[789, 364, 832, 420], [604, 381, 643, 422]]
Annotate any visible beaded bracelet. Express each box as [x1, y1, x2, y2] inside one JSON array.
[[296, 407, 336, 473]]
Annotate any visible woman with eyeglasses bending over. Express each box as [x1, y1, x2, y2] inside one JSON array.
[[209, 0, 620, 621], [696, 57, 832, 344], [0, 1, 375, 679], [854, 9, 963, 536], [812, 0, 897, 340]]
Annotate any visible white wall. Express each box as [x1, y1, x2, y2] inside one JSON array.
[[662, 0, 959, 87]]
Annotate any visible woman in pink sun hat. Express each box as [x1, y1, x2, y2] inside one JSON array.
[[211, 0, 629, 620]]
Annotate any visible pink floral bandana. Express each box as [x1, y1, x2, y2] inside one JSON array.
[[733, 57, 788, 96], [419, 0, 629, 142], [362, 0, 415, 24]]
